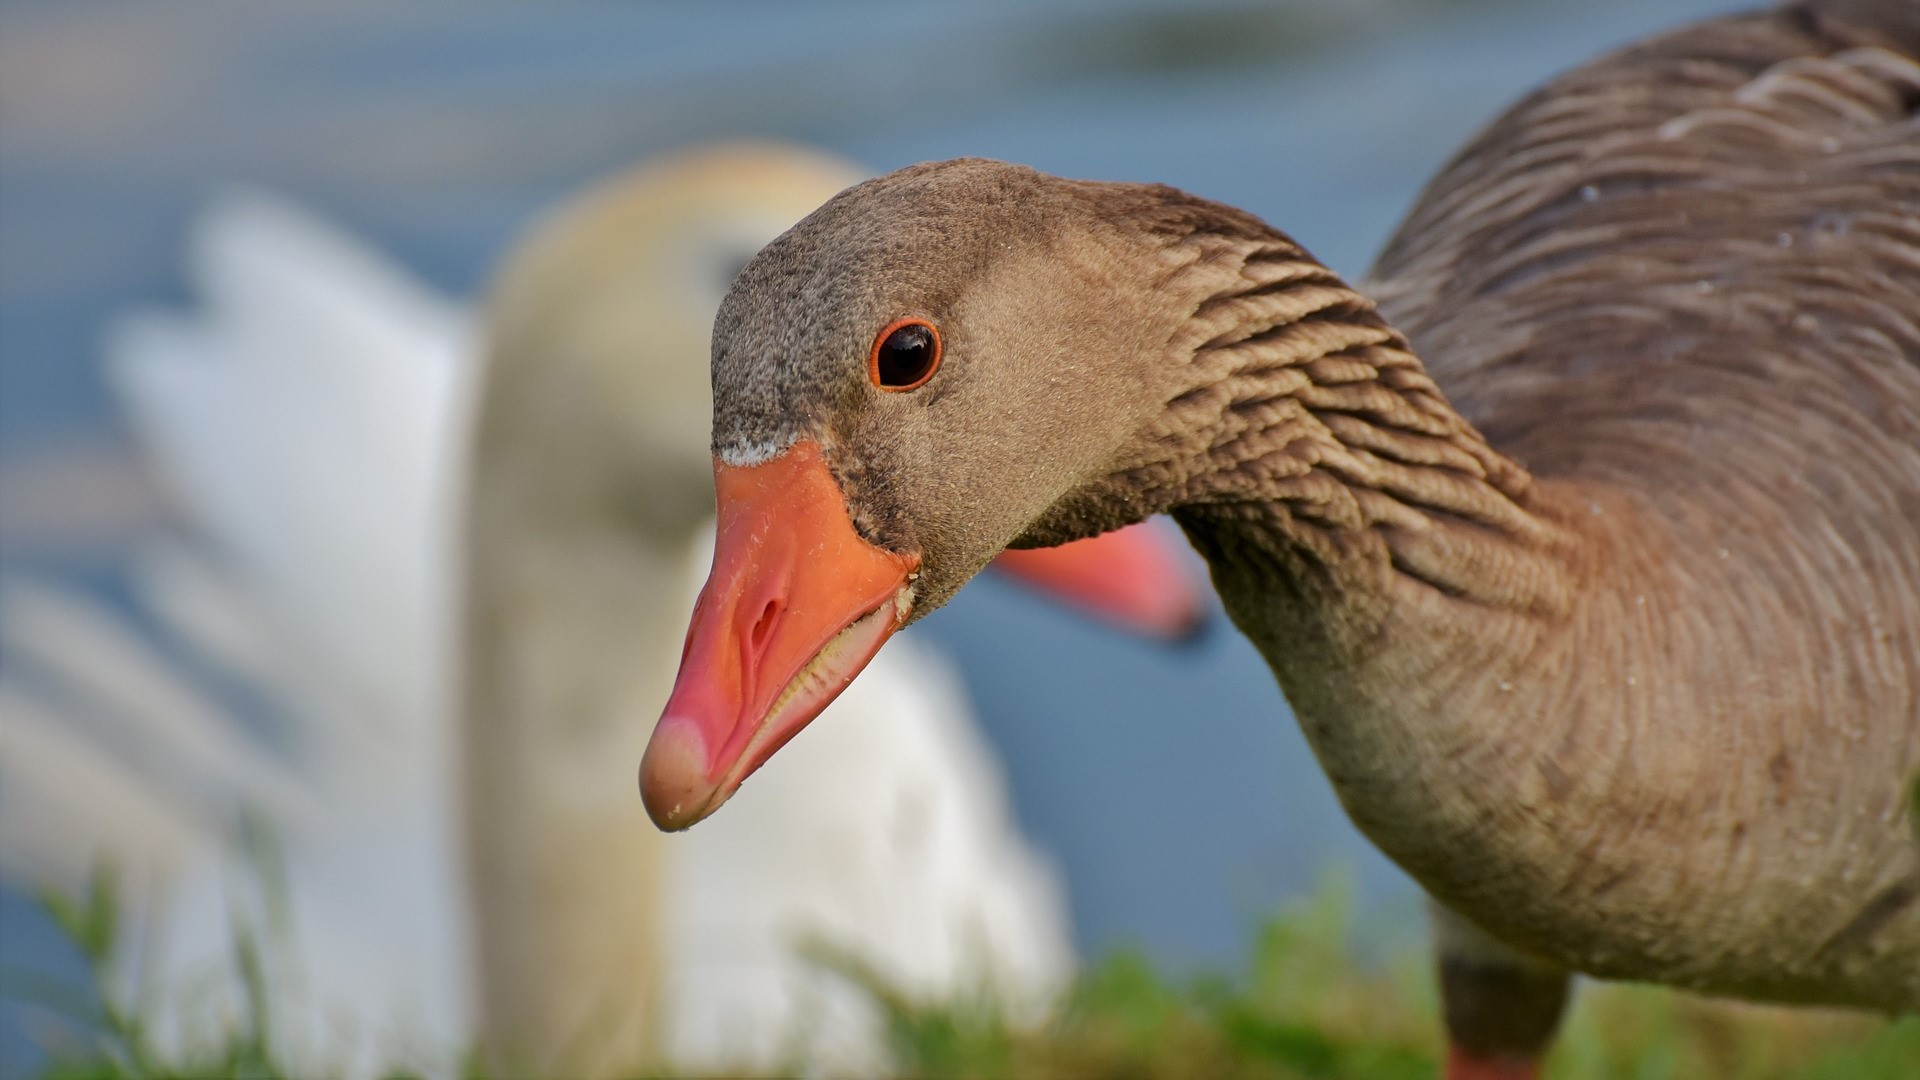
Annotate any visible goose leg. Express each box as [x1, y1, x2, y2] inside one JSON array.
[[1430, 901, 1571, 1080]]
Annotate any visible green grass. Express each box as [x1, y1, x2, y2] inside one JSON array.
[[10, 869, 1916, 1079], [812, 881, 1439, 1080], [826, 881, 1920, 1080], [15, 869, 289, 1080]]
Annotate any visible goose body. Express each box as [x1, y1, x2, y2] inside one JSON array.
[[0, 146, 1101, 1074], [647, 2, 1920, 1073]]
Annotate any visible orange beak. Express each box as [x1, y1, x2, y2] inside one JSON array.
[[641, 439, 917, 830], [640, 439, 1207, 831], [991, 521, 1205, 640]]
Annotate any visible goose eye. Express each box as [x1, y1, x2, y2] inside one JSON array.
[[869, 318, 942, 392]]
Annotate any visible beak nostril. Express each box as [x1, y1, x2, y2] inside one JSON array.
[[750, 598, 781, 652]]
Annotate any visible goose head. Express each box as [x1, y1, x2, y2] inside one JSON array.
[[644, 158, 1241, 829]]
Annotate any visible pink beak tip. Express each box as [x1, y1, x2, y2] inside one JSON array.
[[639, 717, 713, 831]]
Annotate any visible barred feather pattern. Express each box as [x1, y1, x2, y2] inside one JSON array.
[[1125, 0, 1920, 1009]]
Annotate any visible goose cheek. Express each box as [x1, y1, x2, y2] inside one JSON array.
[[640, 439, 918, 831]]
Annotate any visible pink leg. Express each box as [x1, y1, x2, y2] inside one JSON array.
[[1431, 903, 1569, 1080], [1444, 1045, 1543, 1080]]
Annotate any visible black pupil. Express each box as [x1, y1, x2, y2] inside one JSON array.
[[877, 324, 935, 387]]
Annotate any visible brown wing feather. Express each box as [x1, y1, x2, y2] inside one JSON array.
[[1364, 4, 1920, 1005], [1368, 1, 1920, 496]]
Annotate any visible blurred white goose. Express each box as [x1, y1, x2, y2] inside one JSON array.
[[0, 145, 1106, 1076]]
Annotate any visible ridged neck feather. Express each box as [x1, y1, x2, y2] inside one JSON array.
[[1089, 224, 1577, 658]]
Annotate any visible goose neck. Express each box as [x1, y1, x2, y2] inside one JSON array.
[[1123, 236, 1577, 638]]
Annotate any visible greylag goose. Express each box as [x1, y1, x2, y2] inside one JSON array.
[[642, 4, 1920, 1077], [0, 145, 1198, 1076]]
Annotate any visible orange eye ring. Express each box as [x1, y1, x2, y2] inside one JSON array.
[[868, 317, 942, 392]]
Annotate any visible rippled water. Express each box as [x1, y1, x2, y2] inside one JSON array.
[[0, 0, 1744, 1069]]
